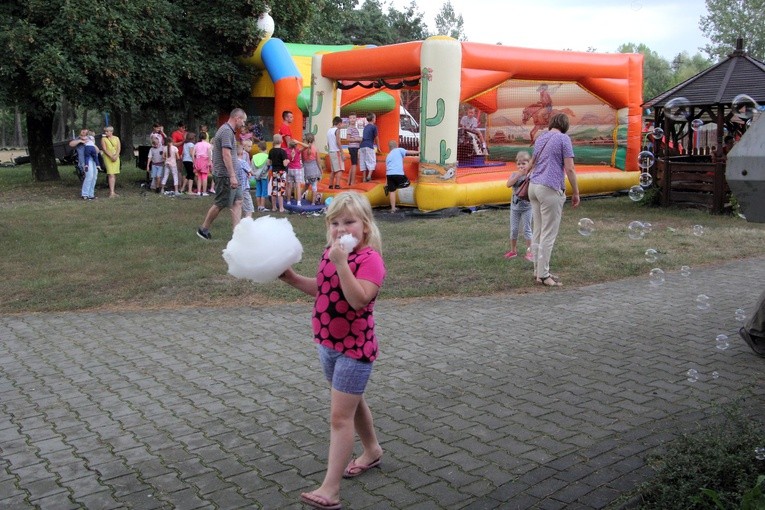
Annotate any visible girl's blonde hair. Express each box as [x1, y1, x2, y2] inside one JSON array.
[[325, 192, 382, 254], [516, 150, 531, 162]]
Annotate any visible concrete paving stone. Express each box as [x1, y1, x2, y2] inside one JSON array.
[[429, 464, 484, 489], [375, 480, 430, 507], [27, 493, 79, 510], [386, 465, 439, 490], [242, 484, 298, 509], [21, 477, 69, 502], [225, 470, 272, 492], [207, 457, 250, 479], [0, 494, 29, 508], [203, 487, 254, 509], [90, 459, 137, 482], [580, 486, 625, 509], [118, 489, 167, 509], [70, 490, 122, 509], [152, 487, 212, 510], [417, 481, 475, 507], [548, 478, 598, 504]]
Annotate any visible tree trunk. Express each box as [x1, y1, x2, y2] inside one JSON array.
[[55, 96, 68, 141], [14, 106, 25, 147], [114, 109, 135, 163], [27, 109, 60, 181]]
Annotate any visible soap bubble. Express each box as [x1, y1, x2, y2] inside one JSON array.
[[652, 127, 664, 139], [686, 368, 699, 383], [712, 371, 720, 379], [735, 308, 747, 322], [691, 119, 704, 132], [756, 447, 765, 461], [642, 222, 653, 233], [666, 97, 691, 121], [638, 151, 655, 169], [577, 217, 595, 236], [645, 248, 658, 263], [325, 196, 334, 206], [715, 334, 730, 350], [639, 172, 653, 187], [692, 224, 705, 236], [222, 216, 303, 283], [732, 94, 759, 120], [628, 220, 645, 240], [649, 268, 665, 286], [628, 185, 645, 202], [680, 265, 691, 277], [696, 294, 710, 311]]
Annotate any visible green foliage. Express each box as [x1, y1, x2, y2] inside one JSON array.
[[699, 476, 765, 510], [672, 51, 715, 83], [387, 0, 430, 43], [297, 0, 429, 45], [632, 403, 765, 509], [434, 0, 466, 41], [618, 43, 714, 102], [618, 43, 674, 101], [700, 0, 765, 61]]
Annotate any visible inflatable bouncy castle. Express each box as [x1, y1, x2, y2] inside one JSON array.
[[244, 15, 644, 211]]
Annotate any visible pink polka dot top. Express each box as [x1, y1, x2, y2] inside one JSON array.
[[312, 246, 386, 363]]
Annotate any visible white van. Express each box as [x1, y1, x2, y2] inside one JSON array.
[[399, 106, 419, 150], [399, 106, 419, 140]]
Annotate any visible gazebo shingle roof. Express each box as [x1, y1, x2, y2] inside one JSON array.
[[643, 42, 765, 108]]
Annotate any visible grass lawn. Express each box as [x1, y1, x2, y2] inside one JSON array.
[[2, 162, 765, 313]]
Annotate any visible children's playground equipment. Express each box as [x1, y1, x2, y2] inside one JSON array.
[[244, 14, 643, 211]]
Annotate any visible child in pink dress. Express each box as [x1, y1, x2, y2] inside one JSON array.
[[193, 132, 212, 196]]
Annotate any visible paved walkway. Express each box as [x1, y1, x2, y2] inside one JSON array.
[[2, 257, 765, 509]]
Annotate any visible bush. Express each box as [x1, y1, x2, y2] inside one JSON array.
[[631, 403, 765, 509]]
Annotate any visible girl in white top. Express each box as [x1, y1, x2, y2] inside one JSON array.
[[161, 137, 180, 195], [327, 116, 344, 189]]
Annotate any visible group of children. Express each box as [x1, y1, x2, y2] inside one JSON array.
[[145, 131, 214, 196], [262, 133, 323, 212]]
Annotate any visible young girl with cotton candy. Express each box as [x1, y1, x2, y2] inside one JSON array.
[[279, 192, 386, 510]]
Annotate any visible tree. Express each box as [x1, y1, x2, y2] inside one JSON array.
[[300, 0, 359, 44], [0, 0, 268, 181], [671, 51, 714, 84], [434, 1, 466, 41], [618, 43, 674, 101], [699, 0, 765, 61], [387, 1, 430, 43]]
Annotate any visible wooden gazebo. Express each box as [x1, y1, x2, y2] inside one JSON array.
[[642, 39, 765, 213]]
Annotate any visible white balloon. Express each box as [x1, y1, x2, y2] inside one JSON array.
[[222, 216, 303, 283]]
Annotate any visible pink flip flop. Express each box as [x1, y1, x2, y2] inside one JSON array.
[[342, 457, 382, 478], [300, 492, 342, 510]]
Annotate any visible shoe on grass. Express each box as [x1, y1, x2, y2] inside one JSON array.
[[196, 227, 211, 240]]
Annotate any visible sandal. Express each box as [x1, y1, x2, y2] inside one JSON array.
[[536, 275, 562, 287]]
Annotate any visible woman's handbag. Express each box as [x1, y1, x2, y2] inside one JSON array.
[[516, 175, 531, 201], [516, 137, 552, 201]]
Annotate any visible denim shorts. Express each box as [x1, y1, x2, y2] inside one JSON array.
[[317, 345, 373, 395]]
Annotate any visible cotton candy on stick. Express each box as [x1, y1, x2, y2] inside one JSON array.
[[222, 217, 303, 283], [339, 234, 359, 252]]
